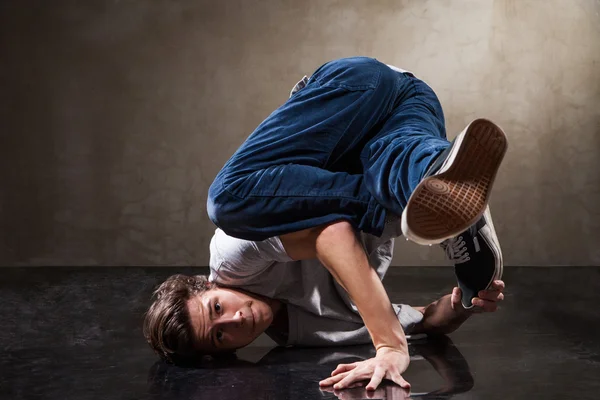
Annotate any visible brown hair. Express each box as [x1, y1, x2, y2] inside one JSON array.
[[143, 274, 213, 364]]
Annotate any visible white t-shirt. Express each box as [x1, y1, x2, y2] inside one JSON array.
[[208, 219, 423, 346]]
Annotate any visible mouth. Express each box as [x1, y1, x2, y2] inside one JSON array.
[[250, 307, 256, 333]]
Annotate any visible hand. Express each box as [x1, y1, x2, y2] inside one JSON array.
[[452, 280, 505, 313], [318, 347, 411, 391]]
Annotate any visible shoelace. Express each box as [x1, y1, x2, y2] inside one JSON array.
[[441, 235, 471, 264]]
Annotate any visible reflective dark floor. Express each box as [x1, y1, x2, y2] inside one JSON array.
[[1, 267, 599, 399]]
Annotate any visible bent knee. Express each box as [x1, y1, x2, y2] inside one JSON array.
[[207, 180, 265, 241], [206, 183, 223, 227], [207, 182, 240, 230]]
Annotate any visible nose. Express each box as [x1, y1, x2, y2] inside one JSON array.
[[221, 311, 244, 327]]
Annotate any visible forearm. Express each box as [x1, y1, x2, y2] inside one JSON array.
[[313, 222, 407, 351], [415, 295, 471, 335], [281, 222, 407, 350]]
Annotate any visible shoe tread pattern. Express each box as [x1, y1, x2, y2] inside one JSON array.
[[406, 119, 508, 240]]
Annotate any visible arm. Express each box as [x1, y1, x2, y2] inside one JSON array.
[[411, 293, 470, 335], [280, 221, 410, 390], [412, 281, 506, 335], [281, 221, 406, 351]]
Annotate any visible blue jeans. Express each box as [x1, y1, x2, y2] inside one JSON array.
[[208, 57, 450, 241]]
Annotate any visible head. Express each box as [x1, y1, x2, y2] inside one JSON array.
[[143, 274, 276, 364]]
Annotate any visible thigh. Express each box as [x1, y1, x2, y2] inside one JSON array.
[[217, 57, 400, 189], [208, 58, 405, 240], [361, 77, 450, 215], [207, 163, 387, 241]]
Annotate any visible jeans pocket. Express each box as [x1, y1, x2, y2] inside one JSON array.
[[314, 57, 382, 91]]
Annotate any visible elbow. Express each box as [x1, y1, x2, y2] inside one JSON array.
[[313, 220, 359, 283], [315, 220, 356, 247], [280, 220, 355, 261]]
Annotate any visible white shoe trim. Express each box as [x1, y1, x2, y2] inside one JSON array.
[[401, 121, 477, 245], [460, 206, 503, 310], [480, 206, 503, 283], [437, 122, 471, 175]]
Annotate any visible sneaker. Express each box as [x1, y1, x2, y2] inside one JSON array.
[[441, 206, 503, 309], [401, 118, 508, 245]]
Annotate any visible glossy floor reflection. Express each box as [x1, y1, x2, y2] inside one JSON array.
[[148, 336, 472, 400], [2, 267, 600, 399]]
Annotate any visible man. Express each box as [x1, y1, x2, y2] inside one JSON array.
[[144, 57, 508, 391]]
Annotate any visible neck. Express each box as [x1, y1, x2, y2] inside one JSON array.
[[268, 298, 283, 318], [266, 299, 288, 343]]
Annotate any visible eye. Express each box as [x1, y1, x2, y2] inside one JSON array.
[[216, 329, 224, 342], [214, 302, 221, 314]]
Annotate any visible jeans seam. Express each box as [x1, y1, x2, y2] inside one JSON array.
[[317, 82, 378, 91], [314, 61, 381, 92], [225, 187, 370, 204], [247, 193, 370, 204], [223, 187, 245, 200]]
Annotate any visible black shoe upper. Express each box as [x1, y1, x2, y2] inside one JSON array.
[[441, 211, 501, 309]]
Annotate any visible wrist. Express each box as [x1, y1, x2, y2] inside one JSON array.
[[376, 343, 408, 354], [419, 294, 471, 335], [453, 296, 474, 319], [457, 308, 472, 320]]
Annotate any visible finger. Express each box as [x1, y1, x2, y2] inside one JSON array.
[[397, 375, 411, 389], [333, 382, 365, 395], [334, 370, 365, 390], [347, 381, 366, 389], [491, 280, 505, 291], [472, 298, 498, 312], [478, 289, 499, 299], [320, 371, 349, 387], [365, 366, 386, 391], [320, 372, 348, 387], [387, 372, 411, 390], [451, 287, 461, 310], [478, 290, 505, 302], [332, 363, 358, 376]]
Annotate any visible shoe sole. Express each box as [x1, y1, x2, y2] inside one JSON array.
[[401, 118, 508, 245]]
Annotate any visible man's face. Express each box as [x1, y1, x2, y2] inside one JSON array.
[[187, 286, 274, 353]]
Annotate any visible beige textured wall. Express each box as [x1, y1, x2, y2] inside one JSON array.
[[1, 0, 598, 266]]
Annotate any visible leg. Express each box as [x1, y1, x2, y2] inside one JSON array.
[[208, 57, 400, 241], [359, 76, 507, 309], [362, 73, 507, 245], [361, 75, 450, 216]]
